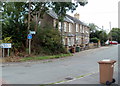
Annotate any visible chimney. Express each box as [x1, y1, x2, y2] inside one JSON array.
[[74, 13, 80, 19]]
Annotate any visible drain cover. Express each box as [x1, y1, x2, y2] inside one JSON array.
[[65, 77, 73, 80]]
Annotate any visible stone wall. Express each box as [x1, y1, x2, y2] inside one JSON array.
[[89, 43, 98, 49]]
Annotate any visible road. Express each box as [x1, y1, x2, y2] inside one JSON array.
[[1, 45, 119, 84]]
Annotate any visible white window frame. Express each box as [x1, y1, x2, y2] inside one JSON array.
[[64, 22, 67, 32], [82, 26, 84, 33], [76, 24, 79, 32], [68, 38, 72, 46], [59, 22, 61, 30], [76, 37, 79, 44], [63, 38, 65, 45], [80, 25, 82, 33], [69, 23, 72, 32]]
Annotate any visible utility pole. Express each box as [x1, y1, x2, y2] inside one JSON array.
[[102, 26, 104, 45], [109, 22, 112, 41], [61, 21, 63, 44], [28, 0, 31, 54], [28, 0, 31, 33]]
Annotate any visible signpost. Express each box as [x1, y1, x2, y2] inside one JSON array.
[[27, 31, 35, 55], [1, 43, 12, 57], [27, 34, 32, 54]]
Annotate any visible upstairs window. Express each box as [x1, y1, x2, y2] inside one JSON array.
[[82, 26, 84, 33], [64, 22, 67, 32], [58, 22, 61, 30], [80, 25, 82, 33], [76, 24, 79, 32], [69, 23, 72, 32]]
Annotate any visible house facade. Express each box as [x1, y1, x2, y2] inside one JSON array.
[[38, 10, 90, 49], [66, 13, 90, 48]]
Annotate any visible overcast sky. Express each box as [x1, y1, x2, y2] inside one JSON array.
[[67, 0, 119, 33]]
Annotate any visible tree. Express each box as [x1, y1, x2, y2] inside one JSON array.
[[98, 30, 108, 45], [108, 28, 120, 43], [89, 23, 108, 45], [2, 2, 28, 52], [89, 23, 100, 39]]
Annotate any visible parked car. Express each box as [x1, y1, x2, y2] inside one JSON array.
[[109, 41, 118, 45]]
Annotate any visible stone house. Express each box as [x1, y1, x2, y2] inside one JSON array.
[[37, 10, 90, 49], [66, 13, 90, 48]]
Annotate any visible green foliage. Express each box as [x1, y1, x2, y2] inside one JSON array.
[[0, 40, 2, 44], [89, 23, 108, 45], [109, 28, 120, 43], [20, 53, 72, 62], [32, 26, 67, 55], [2, 37, 12, 43], [98, 30, 108, 45], [90, 37, 99, 43], [50, 2, 88, 22], [2, 2, 28, 51]]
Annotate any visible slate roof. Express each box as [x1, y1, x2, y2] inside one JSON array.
[[66, 14, 89, 27], [66, 14, 83, 25], [46, 10, 89, 27], [46, 10, 74, 23]]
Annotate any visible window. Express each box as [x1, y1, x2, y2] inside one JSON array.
[[68, 38, 74, 46], [69, 23, 72, 32], [68, 38, 72, 46], [53, 19, 56, 27], [82, 26, 84, 33], [59, 22, 61, 30], [76, 24, 79, 32], [80, 25, 82, 33], [64, 22, 67, 32], [63, 39, 65, 45], [76, 37, 79, 44]]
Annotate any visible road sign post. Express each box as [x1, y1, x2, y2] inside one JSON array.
[[29, 39, 31, 54], [3, 48, 4, 57], [27, 34, 32, 54], [1, 43, 12, 57], [8, 48, 10, 57]]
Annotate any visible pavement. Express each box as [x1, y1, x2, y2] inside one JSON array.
[[1, 45, 119, 85], [57, 71, 118, 84]]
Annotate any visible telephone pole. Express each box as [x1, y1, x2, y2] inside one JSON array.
[[102, 26, 104, 44], [109, 22, 112, 41], [28, 0, 31, 54]]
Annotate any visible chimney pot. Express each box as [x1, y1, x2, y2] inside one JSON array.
[[74, 13, 80, 19]]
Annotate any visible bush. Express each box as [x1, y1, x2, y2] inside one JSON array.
[[90, 37, 99, 43], [32, 27, 67, 55]]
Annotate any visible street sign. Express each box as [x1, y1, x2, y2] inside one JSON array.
[[30, 31, 36, 34], [1, 43, 12, 48], [27, 34, 32, 39]]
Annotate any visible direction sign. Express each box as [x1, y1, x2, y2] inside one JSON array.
[[27, 34, 32, 39], [30, 31, 36, 34], [1, 43, 12, 48]]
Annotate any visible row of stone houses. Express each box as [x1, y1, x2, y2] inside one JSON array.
[[36, 10, 90, 49]]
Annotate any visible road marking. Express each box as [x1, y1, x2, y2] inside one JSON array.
[[50, 72, 98, 84]]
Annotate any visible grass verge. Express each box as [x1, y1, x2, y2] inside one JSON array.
[[20, 53, 73, 62]]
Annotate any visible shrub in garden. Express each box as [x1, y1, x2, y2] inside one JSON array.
[[90, 37, 99, 43], [32, 27, 67, 55]]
